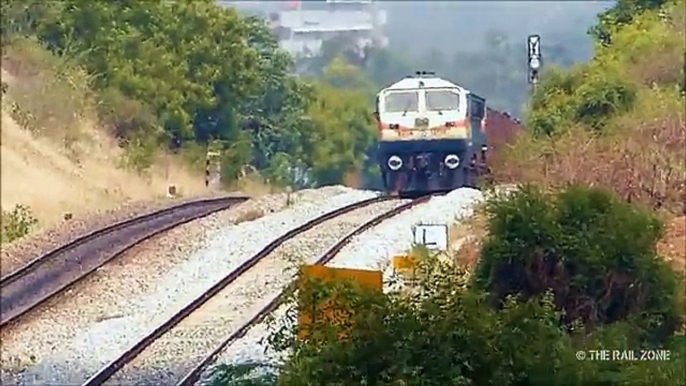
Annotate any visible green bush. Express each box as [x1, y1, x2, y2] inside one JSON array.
[[473, 184, 683, 343], [589, 0, 670, 46], [526, 64, 637, 135], [572, 71, 637, 131], [219, 134, 254, 185], [1, 204, 38, 243], [210, 244, 684, 385], [247, 253, 577, 386]]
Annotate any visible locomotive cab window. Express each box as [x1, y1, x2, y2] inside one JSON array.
[[425, 90, 460, 112], [384, 91, 419, 113]]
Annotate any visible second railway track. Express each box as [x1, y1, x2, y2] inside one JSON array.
[[81, 193, 438, 386], [0, 196, 248, 328]]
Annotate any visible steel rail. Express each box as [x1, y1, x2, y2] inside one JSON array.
[[175, 193, 440, 386], [1, 197, 246, 286], [81, 193, 399, 386], [0, 196, 248, 328]]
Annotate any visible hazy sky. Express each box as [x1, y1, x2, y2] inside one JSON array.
[[224, 1, 614, 64], [382, 1, 614, 61]]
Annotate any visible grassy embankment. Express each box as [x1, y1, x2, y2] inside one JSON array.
[[1, 39, 210, 242], [454, 0, 685, 270]]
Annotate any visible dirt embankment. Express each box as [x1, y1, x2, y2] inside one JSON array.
[[0, 60, 210, 231], [1, 48, 218, 260]]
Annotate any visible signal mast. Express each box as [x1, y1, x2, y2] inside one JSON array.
[[527, 34, 542, 92]]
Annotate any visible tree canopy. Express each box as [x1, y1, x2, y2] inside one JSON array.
[[1, 0, 378, 187], [495, 0, 684, 213]]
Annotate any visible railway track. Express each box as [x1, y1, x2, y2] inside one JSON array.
[[0, 196, 249, 328], [82, 193, 438, 386]]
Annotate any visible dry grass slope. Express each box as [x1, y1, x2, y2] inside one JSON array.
[[0, 43, 208, 232], [0, 109, 205, 227]]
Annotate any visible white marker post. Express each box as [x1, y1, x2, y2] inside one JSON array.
[[412, 224, 449, 252]]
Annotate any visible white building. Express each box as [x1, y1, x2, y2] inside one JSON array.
[[221, 1, 387, 59], [272, 0, 387, 58]]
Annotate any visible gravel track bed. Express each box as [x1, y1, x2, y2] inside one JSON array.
[[327, 188, 484, 276], [195, 188, 485, 384], [0, 186, 376, 386], [1, 191, 244, 276], [107, 199, 404, 386]]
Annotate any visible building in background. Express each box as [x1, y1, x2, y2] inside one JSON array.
[[221, 1, 388, 59]]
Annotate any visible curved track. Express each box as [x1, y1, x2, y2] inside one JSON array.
[[0, 196, 248, 328], [82, 193, 437, 386], [177, 194, 437, 386], [80, 193, 419, 386]]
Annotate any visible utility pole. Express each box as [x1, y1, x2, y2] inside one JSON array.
[[527, 34, 542, 94]]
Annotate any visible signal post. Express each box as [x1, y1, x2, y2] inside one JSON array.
[[527, 34, 542, 92]]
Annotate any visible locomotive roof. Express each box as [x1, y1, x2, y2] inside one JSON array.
[[382, 76, 468, 92]]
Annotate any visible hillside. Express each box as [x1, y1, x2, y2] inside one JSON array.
[[1, 64, 206, 232]]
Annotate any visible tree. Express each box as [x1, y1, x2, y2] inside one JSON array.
[[473, 185, 683, 343], [2, 0, 383, 187], [589, 0, 669, 46], [210, 241, 684, 385], [303, 76, 376, 186]]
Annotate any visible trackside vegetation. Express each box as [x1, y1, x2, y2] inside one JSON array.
[[0, 0, 377, 189], [1, 205, 38, 244], [496, 0, 684, 214], [1, 0, 683, 382], [208, 0, 685, 384], [209, 185, 685, 386]]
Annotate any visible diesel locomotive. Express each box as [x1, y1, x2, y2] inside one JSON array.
[[373, 71, 489, 197]]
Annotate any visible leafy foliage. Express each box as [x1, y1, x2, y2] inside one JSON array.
[[527, 62, 638, 136], [1, 204, 38, 244], [303, 78, 376, 186], [589, 0, 669, 46], [474, 185, 683, 342], [496, 0, 685, 213], [1, 0, 378, 187], [528, 0, 683, 137], [208, 363, 278, 386], [211, 235, 684, 385]]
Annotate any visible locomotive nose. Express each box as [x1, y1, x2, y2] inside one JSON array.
[[444, 154, 460, 169], [388, 155, 403, 171]]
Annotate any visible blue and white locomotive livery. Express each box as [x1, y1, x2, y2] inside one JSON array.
[[373, 71, 489, 196]]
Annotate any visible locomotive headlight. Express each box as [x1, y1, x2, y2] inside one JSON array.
[[444, 154, 460, 170], [388, 155, 403, 171]]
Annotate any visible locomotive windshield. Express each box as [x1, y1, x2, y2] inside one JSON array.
[[383, 91, 419, 113], [425, 90, 460, 112]]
